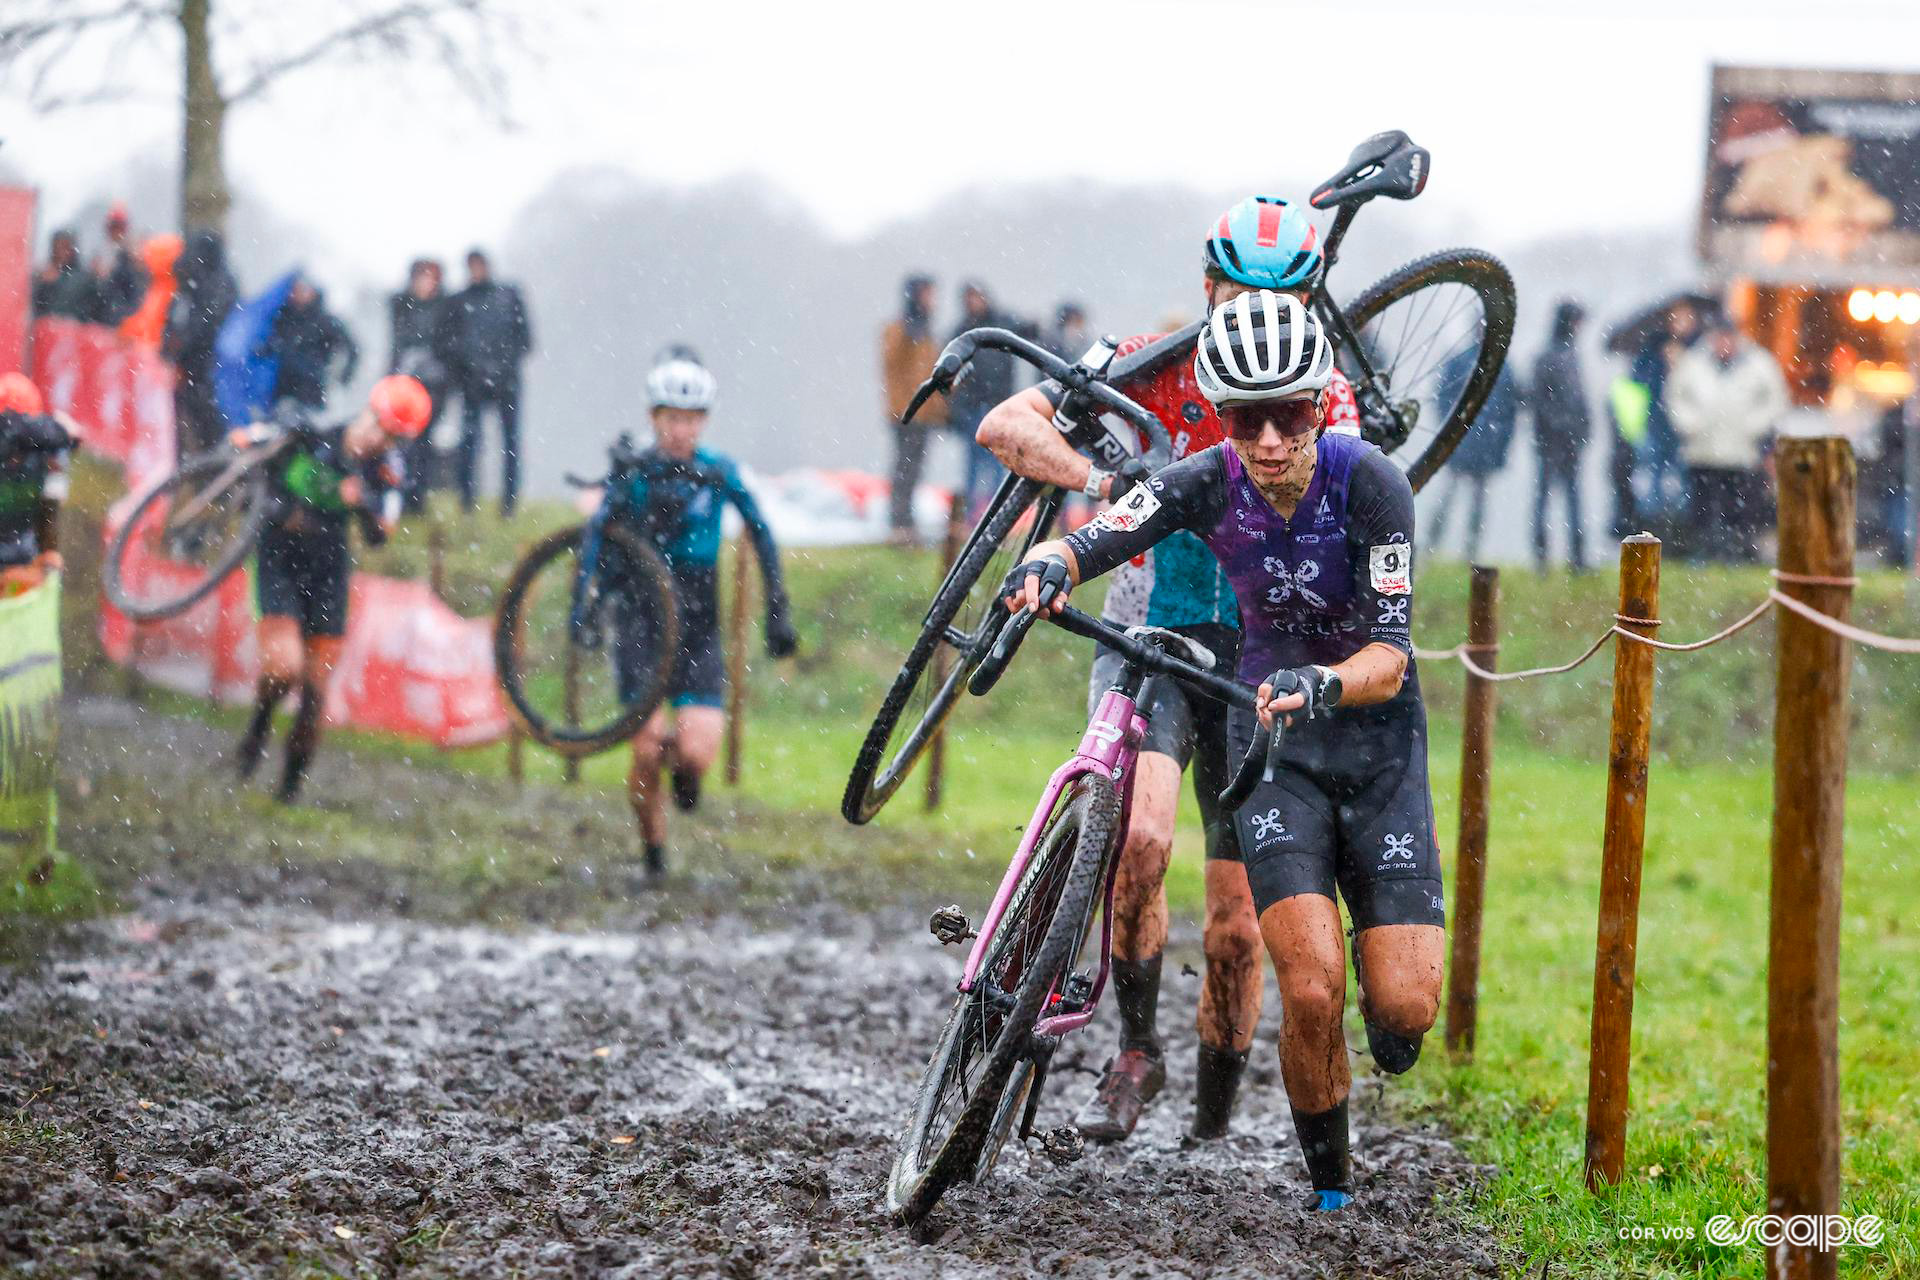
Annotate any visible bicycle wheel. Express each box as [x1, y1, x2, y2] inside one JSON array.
[[1335, 249, 1516, 493], [886, 772, 1119, 1223], [842, 478, 1061, 825], [103, 453, 271, 622], [494, 523, 680, 756]]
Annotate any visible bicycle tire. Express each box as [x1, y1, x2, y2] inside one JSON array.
[[1337, 249, 1516, 493], [102, 453, 271, 622], [493, 522, 681, 756], [885, 772, 1119, 1222], [840, 479, 1058, 824]]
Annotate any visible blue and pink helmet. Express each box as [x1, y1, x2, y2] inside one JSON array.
[[1203, 196, 1322, 290]]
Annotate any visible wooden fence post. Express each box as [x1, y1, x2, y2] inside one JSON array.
[[427, 522, 447, 601], [561, 643, 581, 785], [724, 533, 753, 786], [1584, 533, 1662, 1191], [1444, 564, 1500, 1057], [1767, 438, 1854, 1280], [925, 493, 966, 812]]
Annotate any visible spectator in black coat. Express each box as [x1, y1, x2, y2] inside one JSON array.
[[388, 258, 448, 512], [32, 230, 97, 321], [1429, 347, 1521, 562], [439, 249, 533, 517], [947, 281, 1034, 511], [162, 229, 239, 458], [265, 277, 358, 414], [89, 205, 149, 325], [1530, 300, 1591, 570]]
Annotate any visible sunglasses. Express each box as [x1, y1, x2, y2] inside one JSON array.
[[1217, 398, 1320, 441]]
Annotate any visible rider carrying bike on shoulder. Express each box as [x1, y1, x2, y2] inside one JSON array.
[[974, 197, 1359, 1144], [998, 289, 1443, 1213], [233, 375, 432, 801], [616, 354, 798, 881]]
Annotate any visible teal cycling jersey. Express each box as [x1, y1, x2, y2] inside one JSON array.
[[616, 445, 778, 577]]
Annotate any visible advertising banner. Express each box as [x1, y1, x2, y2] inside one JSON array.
[[1701, 65, 1920, 283]]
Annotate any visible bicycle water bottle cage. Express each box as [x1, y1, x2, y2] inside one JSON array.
[[1309, 130, 1430, 209], [1124, 625, 1218, 672]]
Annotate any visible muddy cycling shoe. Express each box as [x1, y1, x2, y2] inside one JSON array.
[[1190, 1042, 1250, 1140], [670, 767, 702, 813], [1302, 1189, 1352, 1213], [643, 842, 667, 882], [1075, 1046, 1166, 1142]]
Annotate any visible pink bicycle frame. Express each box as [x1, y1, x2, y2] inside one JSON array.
[[956, 687, 1144, 1039]]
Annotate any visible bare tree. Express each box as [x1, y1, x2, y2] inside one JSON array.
[[0, 0, 520, 233]]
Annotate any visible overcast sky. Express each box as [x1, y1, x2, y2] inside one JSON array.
[[7, 0, 1920, 281]]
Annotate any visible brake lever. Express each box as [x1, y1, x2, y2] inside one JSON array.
[[968, 605, 1040, 697]]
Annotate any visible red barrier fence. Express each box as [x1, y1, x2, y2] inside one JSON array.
[[34, 316, 511, 748]]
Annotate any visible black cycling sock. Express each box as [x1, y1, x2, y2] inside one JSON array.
[[1290, 1099, 1352, 1193], [643, 842, 667, 877], [1111, 954, 1163, 1055], [278, 683, 322, 802], [238, 676, 292, 776], [1191, 1041, 1250, 1139]]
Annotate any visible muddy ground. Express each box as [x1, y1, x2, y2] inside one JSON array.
[[1, 699, 1509, 1278]]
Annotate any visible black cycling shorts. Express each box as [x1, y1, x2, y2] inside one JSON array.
[[613, 579, 726, 712], [255, 522, 350, 638], [1224, 702, 1445, 930], [1087, 625, 1238, 860]]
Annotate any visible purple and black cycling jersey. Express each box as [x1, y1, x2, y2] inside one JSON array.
[[1062, 432, 1420, 718]]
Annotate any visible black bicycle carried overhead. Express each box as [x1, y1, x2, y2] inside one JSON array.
[[841, 130, 1515, 825], [103, 434, 295, 622], [493, 434, 681, 756]]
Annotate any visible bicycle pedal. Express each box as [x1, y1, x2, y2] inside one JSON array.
[[1059, 972, 1094, 1010], [1036, 1125, 1085, 1166], [929, 904, 975, 946]]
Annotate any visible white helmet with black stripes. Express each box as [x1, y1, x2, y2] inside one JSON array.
[[646, 357, 717, 412], [1194, 289, 1334, 406]]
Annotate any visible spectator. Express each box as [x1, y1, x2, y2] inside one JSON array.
[[947, 281, 1033, 513], [31, 229, 96, 321], [1530, 300, 1591, 571], [439, 249, 533, 517], [89, 204, 149, 326], [162, 229, 239, 458], [388, 258, 449, 512], [265, 276, 358, 415], [1665, 320, 1788, 562], [1047, 301, 1092, 363], [1428, 347, 1520, 563], [1863, 398, 1911, 567], [881, 273, 945, 546], [1631, 300, 1705, 525], [119, 233, 181, 349]]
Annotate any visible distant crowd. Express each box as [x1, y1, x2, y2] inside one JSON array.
[[32, 210, 534, 518]]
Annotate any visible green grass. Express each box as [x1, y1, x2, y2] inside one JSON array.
[[50, 453, 1920, 1276]]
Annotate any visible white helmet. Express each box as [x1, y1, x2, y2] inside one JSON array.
[[1193, 289, 1334, 406], [646, 358, 717, 411]]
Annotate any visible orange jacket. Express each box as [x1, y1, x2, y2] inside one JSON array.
[[118, 234, 182, 348]]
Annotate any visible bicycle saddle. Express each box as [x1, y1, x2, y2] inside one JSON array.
[[1309, 130, 1430, 210], [1125, 625, 1217, 672]]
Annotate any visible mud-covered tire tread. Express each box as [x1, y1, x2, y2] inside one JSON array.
[[1340, 248, 1516, 493], [886, 773, 1120, 1222], [840, 479, 1045, 824], [103, 455, 270, 622], [493, 522, 680, 756]]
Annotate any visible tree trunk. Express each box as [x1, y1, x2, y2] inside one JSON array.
[[178, 0, 229, 234]]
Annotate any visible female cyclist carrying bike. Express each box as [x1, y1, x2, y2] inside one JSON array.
[[232, 375, 431, 801], [998, 289, 1444, 1213]]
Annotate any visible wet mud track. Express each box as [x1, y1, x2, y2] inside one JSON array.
[[3, 701, 1506, 1278]]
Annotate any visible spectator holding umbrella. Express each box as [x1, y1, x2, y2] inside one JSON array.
[[880, 273, 944, 546], [439, 249, 533, 517], [388, 258, 449, 513], [31, 229, 96, 321], [1530, 299, 1592, 571], [1665, 317, 1788, 562], [265, 276, 358, 416], [1428, 346, 1520, 563], [162, 229, 239, 458]]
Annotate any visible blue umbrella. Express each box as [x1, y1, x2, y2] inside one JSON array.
[[213, 270, 298, 427]]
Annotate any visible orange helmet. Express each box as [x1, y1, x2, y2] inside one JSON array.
[[0, 372, 44, 416], [369, 374, 432, 438]]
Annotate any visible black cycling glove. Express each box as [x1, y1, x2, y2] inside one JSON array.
[[1261, 664, 1342, 722], [1000, 554, 1071, 613], [766, 608, 799, 659]]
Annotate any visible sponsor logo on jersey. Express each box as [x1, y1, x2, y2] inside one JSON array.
[[1181, 401, 1206, 424], [1314, 494, 1335, 525], [1369, 544, 1411, 595]]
